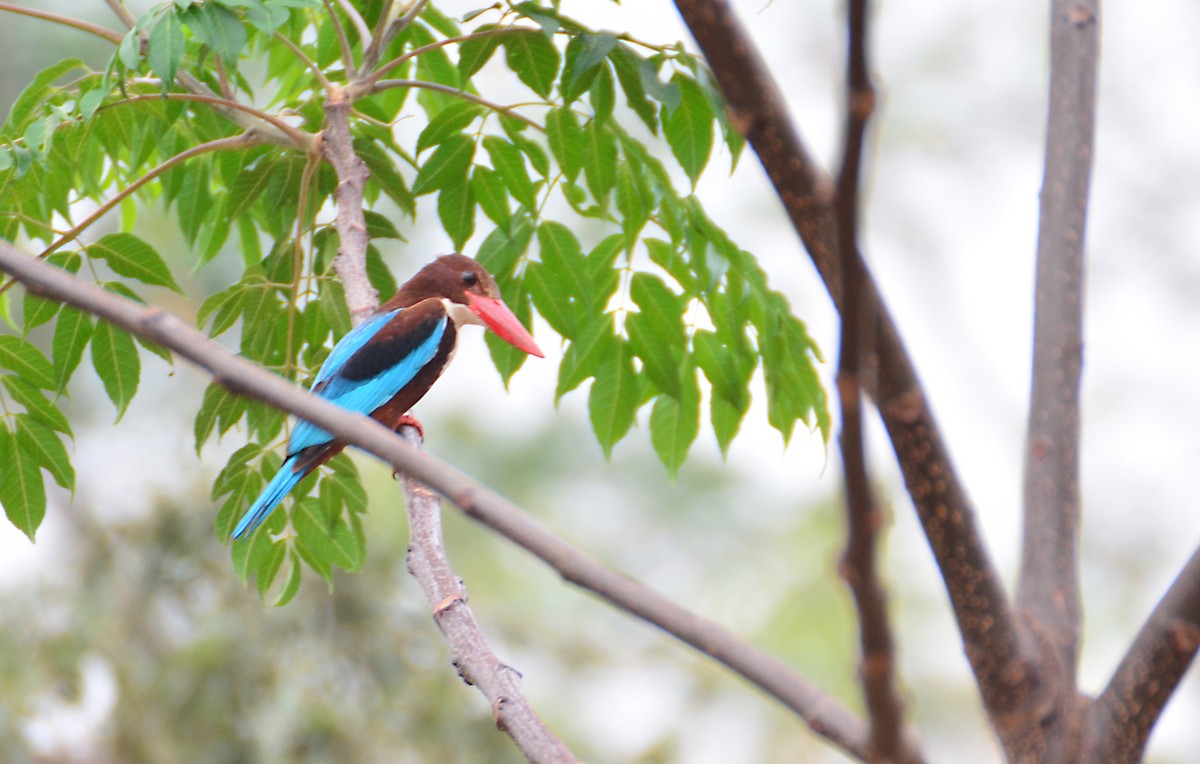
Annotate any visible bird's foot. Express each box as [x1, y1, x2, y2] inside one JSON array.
[[395, 414, 424, 441], [393, 415, 424, 479]]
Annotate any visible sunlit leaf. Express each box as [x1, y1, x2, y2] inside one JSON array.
[[15, 415, 73, 492], [1, 375, 71, 436], [87, 233, 183, 293], [588, 340, 638, 459], [649, 362, 700, 477], [0, 335, 54, 389], [90, 320, 140, 421], [0, 423, 45, 540], [411, 134, 474, 196], [503, 30, 560, 99]]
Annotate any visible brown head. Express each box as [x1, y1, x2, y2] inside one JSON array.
[[383, 254, 543, 357]]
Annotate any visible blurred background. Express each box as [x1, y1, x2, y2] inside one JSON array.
[[2, 1, 1199, 762]]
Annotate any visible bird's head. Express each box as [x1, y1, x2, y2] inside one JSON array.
[[385, 254, 543, 358]]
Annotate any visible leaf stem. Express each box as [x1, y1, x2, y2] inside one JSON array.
[[0, 1, 124, 44]]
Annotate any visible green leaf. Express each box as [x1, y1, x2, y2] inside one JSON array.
[[364, 210, 403, 241], [589, 64, 615, 125], [664, 73, 715, 185], [1, 375, 71, 436], [562, 32, 617, 104], [614, 160, 649, 247], [482, 135, 536, 210], [355, 138, 415, 216], [365, 246, 398, 296], [22, 293, 61, 332], [148, 9, 186, 87], [15, 415, 73, 491], [556, 312, 615, 401], [416, 101, 483, 154], [475, 216, 532, 279], [0, 335, 54, 389], [52, 306, 94, 390], [608, 44, 657, 132], [630, 273, 686, 346], [503, 30, 560, 99], [693, 330, 752, 411], [545, 106, 583, 182], [224, 160, 275, 220], [437, 180, 476, 251], [293, 497, 361, 570], [4, 58, 85, 134], [197, 283, 246, 337], [710, 392, 745, 457], [649, 362, 700, 477], [471, 166, 511, 228], [87, 233, 183, 293], [0, 424, 45, 539], [458, 26, 504, 80], [181, 3, 246, 65], [582, 120, 617, 205], [588, 341, 639, 458], [90, 320, 140, 421], [411, 134, 474, 196], [271, 549, 302, 607], [525, 261, 578, 339]]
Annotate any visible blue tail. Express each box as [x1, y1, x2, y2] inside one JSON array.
[[232, 456, 306, 540]]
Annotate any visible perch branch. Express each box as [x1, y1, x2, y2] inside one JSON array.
[[673, 0, 1036, 722], [398, 426, 580, 764], [0, 241, 872, 761], [833, 1, 916, 762]]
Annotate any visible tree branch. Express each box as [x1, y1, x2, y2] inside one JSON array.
[[361, 0, 399, 74], [370, 80, 542, 131], [1016, 0, 1098, 682], [103, 92, 315, 149], [0, 2, 123, 45], [0, 133, 260, 299], [320, 86, 378, 324], [1085, 544, 1200, 763], [322, 0, 360, 81], [833, 2, 916, 762], [673, 0, 1036, 722], [398, 426, 580, 764], [0, 241, 872, 761]]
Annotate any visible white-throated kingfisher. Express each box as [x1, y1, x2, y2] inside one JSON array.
[[232, 254, 542, 539]]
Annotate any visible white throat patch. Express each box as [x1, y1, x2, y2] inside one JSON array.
[[443, 298, 484, 328]]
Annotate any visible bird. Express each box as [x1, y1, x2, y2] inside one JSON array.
[[231, 254, 543, 540]]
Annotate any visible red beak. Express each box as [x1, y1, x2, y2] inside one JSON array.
[[465, 292, 544, 358]]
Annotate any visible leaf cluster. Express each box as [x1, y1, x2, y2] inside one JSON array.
[[0, 0, 828, 598]]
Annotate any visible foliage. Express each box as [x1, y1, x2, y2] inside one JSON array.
[[0, 0, 827, 599]]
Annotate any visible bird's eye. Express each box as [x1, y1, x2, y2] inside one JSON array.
[[460, 270, 478, 287]]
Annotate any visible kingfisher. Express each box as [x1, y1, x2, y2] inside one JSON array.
[[231, 254, 543, 539]]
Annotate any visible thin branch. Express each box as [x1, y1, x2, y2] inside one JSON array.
[[1085, 544, 1200, 763], [322, 0, 359, 81], [103, 0, 136, 27], [364, 28, 511, 91], [104, 92, 314, 148], [398, 426, 580, 764], [320, 86, 378, 324], [273, 31, 333, 93], [373, 0, 431, 66], [673, 0, 1037, 722], [0, 241, 873, 761], [0, 2, 123, 44], [0, 133, 258, 299], [1016, 0, 1099, 679], [371, 80, 542, 131], [833, 1, 915, 762], [333, 0, 371, 47], [361, 0, 399, 73]]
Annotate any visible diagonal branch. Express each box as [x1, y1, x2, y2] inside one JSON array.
[[0, 2, 123, 44], [398, 425, 580, 764], [833, 1, 916, 762], [1016, 0, 1099, 680], [673, 0, 1037, 722], [0, 241, 873, 762], [1085, 544, 1200, 763]]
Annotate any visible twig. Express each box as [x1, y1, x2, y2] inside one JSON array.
[[833, 1, 916, 762], [1016, 0, 1098, 680], [273, 31, 333, 93], [103, 0, 136, 28], [0, 2, 123, 44], [364, 27, 512, 90], [361, 0, 399, 73], [0, 133, 258, 299], [333, 0, 371, 47], [320, 86, 378, 324], [398, 426, 580, 764], [0, 240, 873, 761], [1085, 544, 1200, 763], [673, 0, 1036, 722], [322, 0, 359, 81], [102, 92, 315, 148], [370, 80, 542, 131]]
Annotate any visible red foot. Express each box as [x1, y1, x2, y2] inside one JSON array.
[[395, 414, 424, 440], [393, 415, 424, 479]]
